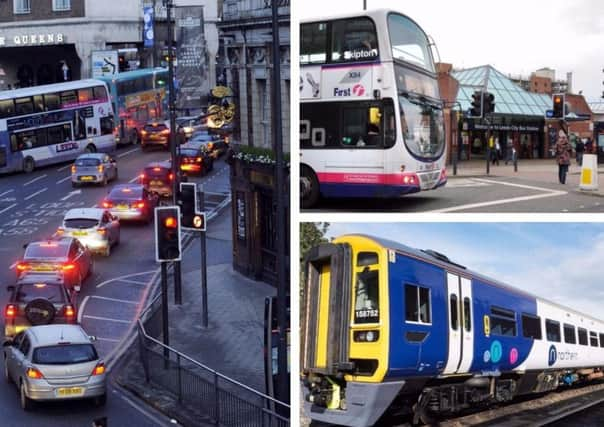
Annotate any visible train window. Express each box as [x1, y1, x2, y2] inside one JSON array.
[[590, 331, 598, 347], [578, 328, 588, 346], [354, 269, 379, 324], [599, 333, 604, 348], [522, 314, 542, 340], [463, 297, 471, 332], [545, 319, 561, 342], [563, 323, 576, 344], [449, 295, 458, 331], [490, 306, 516, 337], [357, 252, 378, 267], [404, 284, 431, 324]]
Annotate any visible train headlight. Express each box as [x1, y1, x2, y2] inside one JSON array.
[[353, 330, 379, 342]]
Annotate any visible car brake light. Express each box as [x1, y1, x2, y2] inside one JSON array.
[[196, 157, 203, 163], [56, 227, 64, 235], [153, 167, 161, 172], [141, 130, 147, 136], [97, 227, 107, 235], [140, 173, 146, 180], [27, 367, 44, 379], [64, 304, 75, 318], [161, 129, 170, 136], [71, 165, 76, 174], [98, 165, 104, 173], [135, 201, 145, 209], [92, 362, 105, 376], [168, 173, 173, 181], [102, 201, 112, 209], [16, 263, 29, 272], [5, 304, 17, 318], [62, 263, 76, 271]]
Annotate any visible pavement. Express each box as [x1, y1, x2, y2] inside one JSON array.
[[449, 157, 604, 196], [115, 205, 277, 427]]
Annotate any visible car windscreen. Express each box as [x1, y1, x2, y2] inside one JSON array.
[[75, 158, 100, 167], [144, 124, 168, 132], [16, 284, 64, 303], [109, 188, 142, 200], [33, 344, 98, 365], [64, 218, 99, 229], [25, 244, 67, 259]]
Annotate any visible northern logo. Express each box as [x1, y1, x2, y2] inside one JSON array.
[[548, 344, 557, 366]]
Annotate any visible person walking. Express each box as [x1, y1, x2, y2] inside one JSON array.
[[555, 131, 572, 184], [489, 134, 499, 165], [575, 138, 584, 166]]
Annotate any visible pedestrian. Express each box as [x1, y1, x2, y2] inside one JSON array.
[[505, 137, 513, 165], [575, 138, 584, 166], [555, 131, 572, 184], [489, 135, 499, 165], [495, 137, 502, 163]]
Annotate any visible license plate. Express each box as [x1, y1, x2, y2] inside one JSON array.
[[79, 176, 94, 181], [117, 204, 128, 210], [150, 180, 162, 186], [31, 264, 54, 272], [56, 387, 84, 397], [72, 231, 88, 236]]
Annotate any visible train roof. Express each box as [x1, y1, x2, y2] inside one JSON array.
[[341, 234, 604, 325]]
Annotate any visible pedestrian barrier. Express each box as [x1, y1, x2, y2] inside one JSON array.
[[137, 294, 290, 427], [580, 153, 598, 191]]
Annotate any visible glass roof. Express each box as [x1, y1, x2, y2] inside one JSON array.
[[588, 101, 604, 114], [453, 65, 552, 117]]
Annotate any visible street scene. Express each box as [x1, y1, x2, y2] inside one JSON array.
[[0, 0, 290, 426]]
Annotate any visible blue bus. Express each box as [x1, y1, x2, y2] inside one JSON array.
[[97, 68, 168, 145], [0, 80, 116, 174]]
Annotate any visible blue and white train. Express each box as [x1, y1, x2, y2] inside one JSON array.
[[301, 234, 604, 426]]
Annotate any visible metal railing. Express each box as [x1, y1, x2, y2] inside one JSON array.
[[137, 293, 290, 426]]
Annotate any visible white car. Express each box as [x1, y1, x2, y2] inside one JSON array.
[[71, 153, 118, 187], [56, 208, 120, 257]]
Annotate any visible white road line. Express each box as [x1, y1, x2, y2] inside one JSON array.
[[96, 270, 157, 289], [23, 174, 47, 186], [115, 278, 149, 285], [56, 175, 72, 184], [83, 315, 131, 324], [0, 203, 17, 215], [9, 261, 17, 269], [95, 337, 121, 343], [128, 175, 140, 183], [117, 147, 139, 158], [91, 295, 138, 304], [77, 295, 90, 324], [0, 189, 14, 197], [474, 178, 564, 192], [24, 188, 47, 200], [60, 189, 82, 201], [57, 163, 72, 172]]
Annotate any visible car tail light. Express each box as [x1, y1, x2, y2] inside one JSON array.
[[168, 173, 174, 181], [153, 167, 161, 172], [26, 367, 44, 379], [62, 263, 76, 272], [16, 263, 29, 272], [161, 129, 170, 136], [56, 227, 64, 235], [102, 201, 113, 209], [91, 362, 105, 376], [64, 304, 75, 318], [71, 165, 76, 174], [141, 130, 147, 136], [98, 165, 104, 173], [196, 157, 203, 163], [134, 201, 145, 209], [97, 227, 107, 235], [402, 173, 420, 186], [208, 142, 214, 150], [5, 304, 17, 318]]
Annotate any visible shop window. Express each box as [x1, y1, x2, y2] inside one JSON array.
[[52, 0, 70, 11], [14, 0, 31, 14], [545, 319, 561, 342], [563, 323, 576, 344], [522, 313, 542, 340], [578, 327, 588, 346]]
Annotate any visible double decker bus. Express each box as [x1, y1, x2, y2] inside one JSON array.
[[0, 80, 116, 174], [300, 9, 447, 208], [98, 68, 168, 145]]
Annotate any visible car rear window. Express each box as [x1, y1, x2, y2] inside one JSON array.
[[25, 243, 67, 259], [109, 187, 142, 200], [144, 167, 170, 178], [33, 344, 98, 365], [180, 148, 199, 156], [65, 218, 99, 229], [75, 158, 100, 167], [144, 123, 168, 132], [16, 284, 64, 303]]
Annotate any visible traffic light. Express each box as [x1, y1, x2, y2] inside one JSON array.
[[179, 183, 206, 231], [553, 94, 565, 118], [483, 92, 495, 114], [118, 54, 127, 72], [155, 206, 182, 262], [470, 91, 483, 118]]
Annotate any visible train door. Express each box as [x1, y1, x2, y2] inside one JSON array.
[[443, 273, 473, 374]]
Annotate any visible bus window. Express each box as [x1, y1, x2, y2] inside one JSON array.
[[33, 95, 44, 113], [93, 86, 108, 101], [300, 22, 327, 64], [342, 106, 380, 147], [100, 116, 114, 136], [15, 97, 34, 115], [0, 99, 15, 118], [74, 109, 87, 140], [44, 93, 60, 110], [331, 17, 378, 63], [354, 268, 379, 324], [60, 90, 77, 106], [384, 103, 396, 148], [78, 88, 93, 103]]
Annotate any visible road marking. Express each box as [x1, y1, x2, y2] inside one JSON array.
[[91, 295, 139, 304], [9, 261, 17, 269], [118, 147, 139, 158], [445, 178, 491, 188], [113, 385, 178, 427], [23, 174, 47, 186], [60, 189, 82, 201], [0, 203, 17, 215], [96, 270, 157, 289], [128, 175, 140, 183], [57, 163, 72, 172], [24, 188, 47, 200], [77, 295, 90, 324], [115, 278, 149, 285], [0, 189, 14, 197], [83, 315, 131, 324], [56, 175, 72, 184]]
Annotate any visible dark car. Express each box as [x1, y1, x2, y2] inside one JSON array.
[[140, 120, 185, 151], [139, 161, 182, 198], [186, 138, 227, 160], [178, 144, 214, 176], [4, 275, 77, 339], [176, 115, 207, 140], [17, 238, 93, 292], [102, 184, 158, 223]]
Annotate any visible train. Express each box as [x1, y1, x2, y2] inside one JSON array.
[[301, 234, 604, 426]]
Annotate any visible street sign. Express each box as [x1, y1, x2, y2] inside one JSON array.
[[192, 213, 206, 231], [545, 109, 554, 118]]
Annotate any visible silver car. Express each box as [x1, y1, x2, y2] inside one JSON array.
[[71, 153, 118, 187], [3, 324, 106, 410], [56, 208, 120, 257]]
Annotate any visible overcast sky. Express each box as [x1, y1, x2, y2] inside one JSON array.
[[297, 0, 604, 101], [325, 222, 604, 319]]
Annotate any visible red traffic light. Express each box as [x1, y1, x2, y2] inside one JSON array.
[[164, 216, 177, 228]]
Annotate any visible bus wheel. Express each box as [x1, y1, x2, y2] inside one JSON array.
[[301, 166, 320, 209], [85, 144, 96, 153], [23, 157, 35, 173]]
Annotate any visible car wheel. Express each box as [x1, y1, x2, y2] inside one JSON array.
[[94, 393, 107, 407], [22, 157, 35, 174], [20, 381, 33, 411], [4, 358, 12, 384], [301, 166, 320, 209]]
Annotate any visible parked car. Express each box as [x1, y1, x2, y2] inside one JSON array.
[[3, 324, 106, 410], [101, 184, 159, 223], [177, 143, 214, 176], [4, 275, 77, 339], [71, 153, 118, 187], [17, 238, 93, 292], [56, 208, 120, 257], [140, 120, 185, 151]]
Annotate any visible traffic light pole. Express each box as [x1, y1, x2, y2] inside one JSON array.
[[160, 261, 170, 368], [199, 190, 208, 328]]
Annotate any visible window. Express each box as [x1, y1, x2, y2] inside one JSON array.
[[404, 284, 431, 324], [331, 18, 378, 63], [354, 269, 379, 324], [19, 335, 31, 356], [0, 99, 15, 118], [44, 93, 60, 111], [15, 97, 33, 115], [449, 295, 458, 330], [52, 0, 71, 11], [60, 90, 77, 106], [357, 252, 378, 267], [300, 22, 328, 64], [578, 327, 588, 346], [33, 95, 44, 113], [545, 319, 561, 342], [490, 306, 516, 337], [14, 0, 31, 14], [522, 314, 542, 340], [388, 13, 434, 72], [563, 323, 576, 344], [93, 86, 108, 101], [599, 333, 604, 348], [78, 88, 93, 103], [100, 116, 115, 136], [590, 331, 599, 347], [463, 297, 471, 332]]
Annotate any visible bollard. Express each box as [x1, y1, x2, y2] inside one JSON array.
[[579, 153, 598, 191], [513, 150, 518, 172]]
